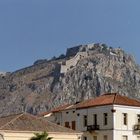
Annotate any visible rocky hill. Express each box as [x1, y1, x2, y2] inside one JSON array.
[[0, 43, 140, 116]]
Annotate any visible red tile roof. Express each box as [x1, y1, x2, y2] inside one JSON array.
[[39, 93, 140, 115], [73, 93, 140, 109], [0, 113, 78, 133]]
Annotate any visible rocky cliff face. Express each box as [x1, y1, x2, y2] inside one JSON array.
[[0, 43, 140, 116]]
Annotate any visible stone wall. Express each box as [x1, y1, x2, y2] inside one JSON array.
[[61, 52, 88, 73]]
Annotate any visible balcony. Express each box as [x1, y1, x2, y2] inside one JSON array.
[[87, 125, 100, 131], [133, 124, 140, 135]]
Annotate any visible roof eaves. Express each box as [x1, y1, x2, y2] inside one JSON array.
[[76, 103, 114, 110], [113, 103, 140, 107], [0, 113, 24, 130]]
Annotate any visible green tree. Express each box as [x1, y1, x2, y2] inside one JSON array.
[[30, 131, 53, 140]]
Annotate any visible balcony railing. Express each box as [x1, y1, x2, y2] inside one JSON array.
[[87, 125, 100, 131]]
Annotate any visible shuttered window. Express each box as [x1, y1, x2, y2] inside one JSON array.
[[83, 115, 87, 127], [123, 113, 127, 125], [72, 121, 76, 130], [65, 122, 70, 128]]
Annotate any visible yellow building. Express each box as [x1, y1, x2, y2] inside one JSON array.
[[0, 113, 82, 140]]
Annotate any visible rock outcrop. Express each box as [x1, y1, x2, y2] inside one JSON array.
[[0, 43, 140, 116]]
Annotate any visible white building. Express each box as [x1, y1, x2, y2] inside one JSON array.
[[40, 93, 140, 140]]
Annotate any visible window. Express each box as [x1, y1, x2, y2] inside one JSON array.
[[83, 115, 88, 127], [137, 114, 140, 123], [83, 136, 87, 140], [72, 121, 76, 130], [104, 135, 108, 140], [93, 114, 97, 125], [93, 136, 97, 140], [65, 122, 70, 128], [123, 113, 127, 125], [122, 135, 128, 140], [104, 113, 108, 125]]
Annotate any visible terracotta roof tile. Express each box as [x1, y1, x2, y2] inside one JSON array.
[[73, 93, 140, 109], [40, 93, 140, 114], [0, 113, 78, 133], [114, 94, 140, 107]]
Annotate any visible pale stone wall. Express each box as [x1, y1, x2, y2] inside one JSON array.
[[44, 112, 62, 125], [113, 105, 140, 140], [0, 131, 81, 140], [82, 130, 113, 140], [44, 104, 140, 140], [44, 113, 56, 122], [60, 52, 88, 73], [0, 72, 7, 76], [60, 105, 114, 140], [62, 108, 77, 129]]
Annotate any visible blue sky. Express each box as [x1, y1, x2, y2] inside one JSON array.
[[0, 0, 140, 72]]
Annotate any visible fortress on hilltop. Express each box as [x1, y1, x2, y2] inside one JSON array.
[[60, 43, 123, 74]]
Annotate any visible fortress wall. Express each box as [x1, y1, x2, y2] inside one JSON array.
[[60, 52, 88, 73]]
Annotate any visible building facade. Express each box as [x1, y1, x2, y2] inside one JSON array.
[[40, 93, 140, 140]]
